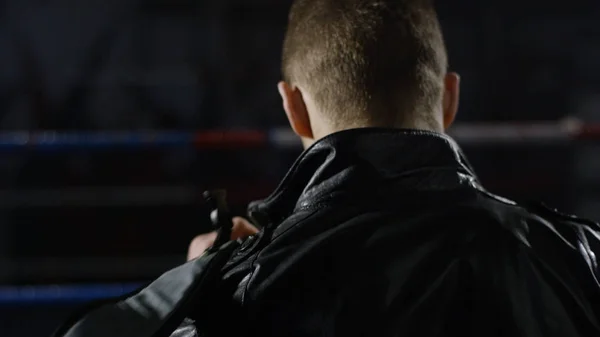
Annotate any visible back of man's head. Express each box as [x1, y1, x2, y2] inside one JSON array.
[[282, 0, 448, 131]]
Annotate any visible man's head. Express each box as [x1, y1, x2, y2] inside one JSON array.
[[278, 0, 460, 148]]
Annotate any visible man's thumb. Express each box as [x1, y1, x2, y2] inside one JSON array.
[[231, 217, 259, 240]]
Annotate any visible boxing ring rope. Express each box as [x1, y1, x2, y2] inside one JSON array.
[[0, 120, 598, 151], [0, 283, 143, 305], [1, 119, 599, 305]]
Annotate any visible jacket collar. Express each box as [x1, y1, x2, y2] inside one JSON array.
[[248, 128, 481, 225]]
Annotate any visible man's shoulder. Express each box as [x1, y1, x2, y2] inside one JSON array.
[[470, 192, 600, 254], [460, 194, 600, 332], [446, 192, 599, 266], [454, 192, 600, 306], [353, 190, 600, 281]]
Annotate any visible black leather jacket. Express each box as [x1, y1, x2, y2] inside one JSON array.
[[188, 128, 600, 337]]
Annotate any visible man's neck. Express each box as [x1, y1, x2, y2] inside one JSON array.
[[304, 121, 444, 149]]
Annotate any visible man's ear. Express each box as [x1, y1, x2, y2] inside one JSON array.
[[442, 72, 460, 130], [278, 81, 314, 140]]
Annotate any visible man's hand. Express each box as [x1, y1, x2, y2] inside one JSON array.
[[187, 217, 259, 261]]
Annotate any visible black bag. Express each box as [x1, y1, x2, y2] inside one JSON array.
[[52, 191, 240, 337]]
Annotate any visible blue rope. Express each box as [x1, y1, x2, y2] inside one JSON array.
[[0, 283, 144, 305]]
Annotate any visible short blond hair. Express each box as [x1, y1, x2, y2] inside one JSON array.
[[282, 0, 448, 129]]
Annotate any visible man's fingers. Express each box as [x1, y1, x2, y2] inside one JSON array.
[[231, 217, 259, 240], [187, 231, 217, 261], [187, 217, 258, 261]]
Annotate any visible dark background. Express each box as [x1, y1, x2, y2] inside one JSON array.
[[0, 0, 600, 335]]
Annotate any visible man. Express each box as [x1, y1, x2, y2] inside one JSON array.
[[188, 0, 600, 336]]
